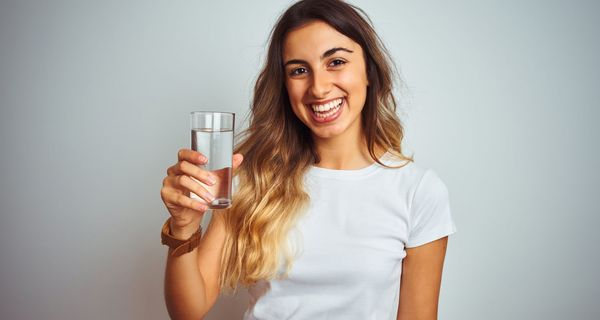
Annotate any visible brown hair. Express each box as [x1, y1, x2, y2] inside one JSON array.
[[219, 0, 412, 293]]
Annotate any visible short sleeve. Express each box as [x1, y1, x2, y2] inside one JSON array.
[[406, 169, 457, 248]]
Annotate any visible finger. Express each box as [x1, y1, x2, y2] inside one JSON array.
[[179, 161, 217, 186], [177, 175, 216, 205], [161, 186, 208, 212], [177, 148, 208, 165], [166, 163, 178, 176], [167, 160, 215, 184], [232, 153, 244, 170], [162, 175, 185, 192], [167, 160, 187, 176]]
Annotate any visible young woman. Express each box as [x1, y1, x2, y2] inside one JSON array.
[[160, 0, 457, 319]]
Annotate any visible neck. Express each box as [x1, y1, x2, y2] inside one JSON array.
[[313, 127, 381, 170]]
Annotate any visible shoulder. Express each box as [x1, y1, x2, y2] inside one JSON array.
[[408, 166, 451, 215], [378, 155, 431, 186], [415, 167, 448, 196], [403, 164, 456, 247], [378, 156, 449, 201]]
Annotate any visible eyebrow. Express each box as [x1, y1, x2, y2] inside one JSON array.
[[284, 47, 354, 66]]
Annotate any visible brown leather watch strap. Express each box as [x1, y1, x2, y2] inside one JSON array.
[[161, 218, 203, 257]]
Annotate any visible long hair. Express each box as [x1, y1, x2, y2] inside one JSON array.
[[219, 0, 413, 293]]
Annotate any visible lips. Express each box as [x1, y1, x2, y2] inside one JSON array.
[[307, 98, 345, 123]]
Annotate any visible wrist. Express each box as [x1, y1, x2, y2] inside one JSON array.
[[162, 217, 203, 257], [169, 219, 202, 240]]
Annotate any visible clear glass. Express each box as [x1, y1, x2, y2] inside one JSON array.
[[190, 111, 235, 209]]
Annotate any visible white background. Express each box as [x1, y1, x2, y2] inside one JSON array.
[[1, 0, 598, 319]]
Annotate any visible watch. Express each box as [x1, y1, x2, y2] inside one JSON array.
[[161, 218, 203, 257]]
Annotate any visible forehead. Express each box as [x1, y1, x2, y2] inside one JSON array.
[[283, 20, 361, 60]]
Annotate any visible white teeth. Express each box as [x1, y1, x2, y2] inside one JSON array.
[[311, 98, 342, 113], [311, 98, 343, 118]]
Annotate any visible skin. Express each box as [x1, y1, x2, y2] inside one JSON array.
[[283, 20, 373, 169], [397, 237, 449, 320], [161, 150, 242, 319], [161, 19, 449, 320]]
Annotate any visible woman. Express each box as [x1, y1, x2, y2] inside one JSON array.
[[160, 0, 457, 319]]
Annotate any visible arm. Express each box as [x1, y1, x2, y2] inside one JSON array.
[[396, 236, 449, 320], [164, 212, 227, 319], [162, 151, 243, 319]]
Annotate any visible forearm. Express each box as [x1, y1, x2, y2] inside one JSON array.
[[397, 237, 448, 320], [164, 222, 209, 320], [164, 247, 209, 320]]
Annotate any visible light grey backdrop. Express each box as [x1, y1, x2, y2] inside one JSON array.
[[1, 0, 598, 319]]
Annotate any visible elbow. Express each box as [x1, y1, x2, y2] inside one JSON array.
[[165, 295, 209, 320]]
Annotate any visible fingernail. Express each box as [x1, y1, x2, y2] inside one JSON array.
[[206, 193, 215, 202], [208, 175, 217, 185], [194, 202, 207, 211], [198, 155, 208, 163]]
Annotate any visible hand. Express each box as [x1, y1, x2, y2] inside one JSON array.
[[160, 149, 244, 238]]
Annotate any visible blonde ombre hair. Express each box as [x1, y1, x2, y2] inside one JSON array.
[[219, 0, 413, 293]]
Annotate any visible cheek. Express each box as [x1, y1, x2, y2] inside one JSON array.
[[337, 71, 367, 115], [286, 82, 310, 112], [338, 75, 368, 104], [286, 82, 304, 107], [339, 67, 368, 93], [285, 82, 306, 117]]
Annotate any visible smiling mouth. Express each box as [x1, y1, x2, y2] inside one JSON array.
[[310, 98, 343, 118]]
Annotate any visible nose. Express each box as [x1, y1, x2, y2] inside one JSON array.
[[309, 69, 332, 99]]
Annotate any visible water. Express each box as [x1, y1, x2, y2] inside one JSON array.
[[191, 128, 233, 209]]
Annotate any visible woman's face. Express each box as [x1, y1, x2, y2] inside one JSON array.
[[283, 20, 369, 141]]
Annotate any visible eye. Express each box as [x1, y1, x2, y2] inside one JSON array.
[[329, 59, 347, 67], [290, 67, 308, 76]]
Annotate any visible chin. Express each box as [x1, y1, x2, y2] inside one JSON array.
[[309, 124, 346, 139]]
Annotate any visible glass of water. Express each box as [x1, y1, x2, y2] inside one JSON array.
[[190, 111, 235, 209]]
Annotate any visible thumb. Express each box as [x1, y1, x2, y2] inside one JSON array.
[[232, 153, 244, 170]]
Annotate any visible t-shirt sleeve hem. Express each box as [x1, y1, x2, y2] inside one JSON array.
[[405, 222, 457, 248]]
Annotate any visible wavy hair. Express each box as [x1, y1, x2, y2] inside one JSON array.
[[219, 0, 413, 293]]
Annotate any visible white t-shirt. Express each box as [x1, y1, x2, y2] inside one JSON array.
[[243, 154, 457, 319]]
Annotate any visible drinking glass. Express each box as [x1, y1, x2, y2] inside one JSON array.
[[190, 111, 235, 209]]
